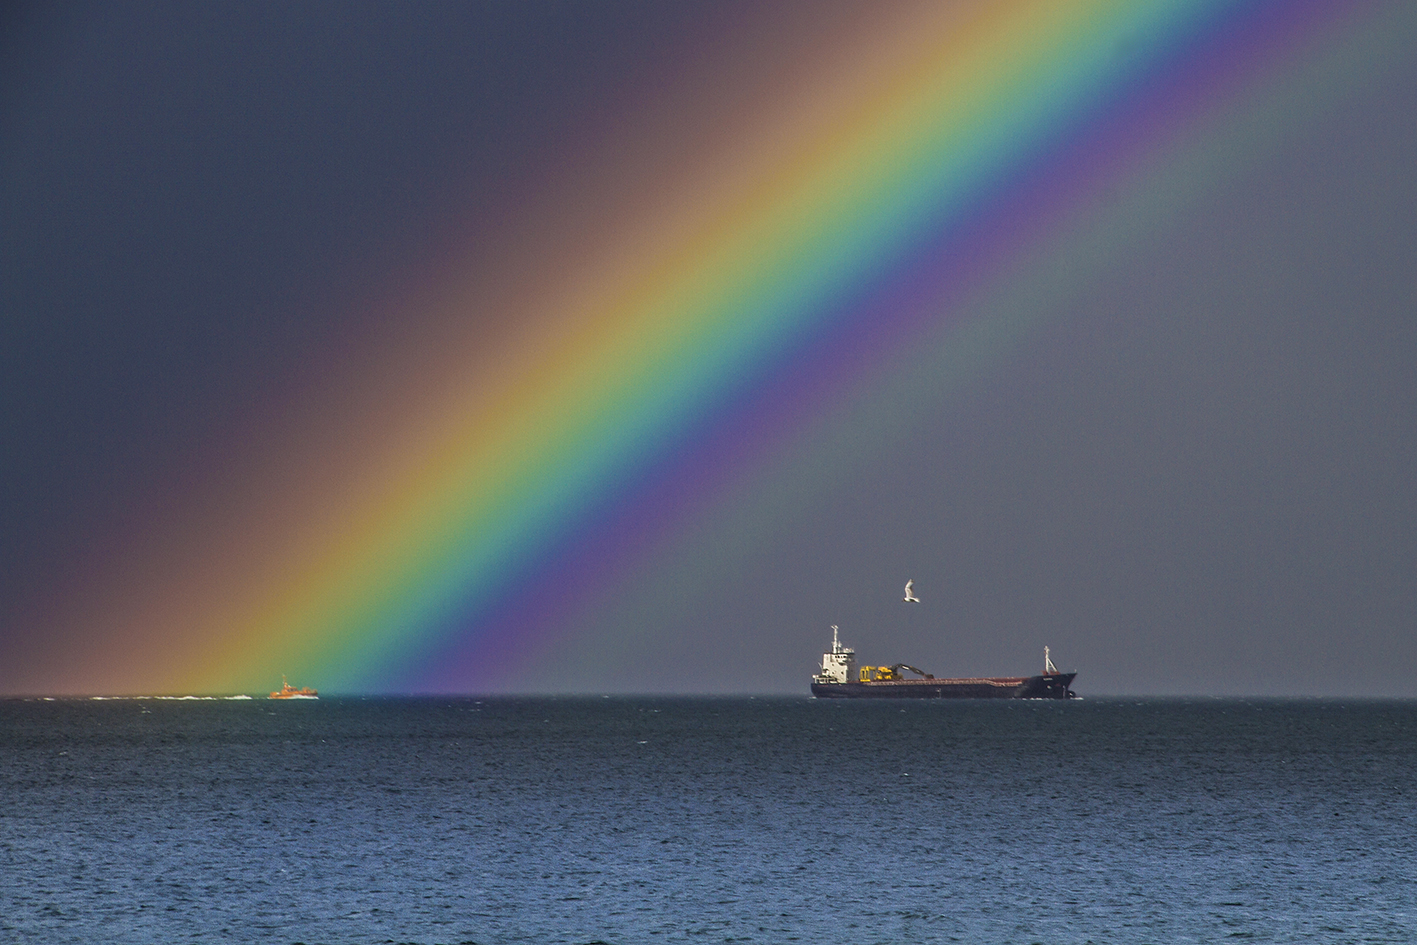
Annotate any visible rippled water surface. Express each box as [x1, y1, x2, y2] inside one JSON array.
[[3, 696, 1415, 944]]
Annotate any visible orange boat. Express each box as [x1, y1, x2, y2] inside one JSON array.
[[269, 676, 318, 699]]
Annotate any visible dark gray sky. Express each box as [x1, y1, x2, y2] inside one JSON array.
[[3, 1, 1415, 696], [1, 0, 719, 609], [522, 19, 1417, 697]]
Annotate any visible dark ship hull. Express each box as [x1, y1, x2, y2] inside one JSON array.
[[811, 672, 1077, 700]]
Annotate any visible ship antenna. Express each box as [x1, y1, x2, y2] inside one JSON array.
[[1044, 646, 1059, 675], [832, 625, 839, 651]]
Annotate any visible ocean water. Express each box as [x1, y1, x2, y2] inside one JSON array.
[[2, 696, 1414, 945]]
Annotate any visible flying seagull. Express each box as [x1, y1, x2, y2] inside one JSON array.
[[903, 579, 919, 603]]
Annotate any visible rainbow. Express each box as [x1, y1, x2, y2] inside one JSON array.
[[8, 0, 1402, 694]]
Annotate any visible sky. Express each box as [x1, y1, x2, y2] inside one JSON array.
[[2, 0, 1415, 697]]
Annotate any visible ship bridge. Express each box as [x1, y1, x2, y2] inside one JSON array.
[[813, 626, 856, 684]]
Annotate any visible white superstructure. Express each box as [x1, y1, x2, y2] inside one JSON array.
[[813, 625, 857, 684]]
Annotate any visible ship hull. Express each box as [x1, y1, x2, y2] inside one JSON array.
[[811, 672, 1076, 700]]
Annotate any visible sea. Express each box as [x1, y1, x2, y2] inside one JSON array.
[[2, 696, 1414, 945]]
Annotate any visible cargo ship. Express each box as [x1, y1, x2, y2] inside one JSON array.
[[810, 626, 1076, 699], [269, 676, 318, 700]]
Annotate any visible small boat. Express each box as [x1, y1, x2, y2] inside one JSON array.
[[269, 676, 318, 700]]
